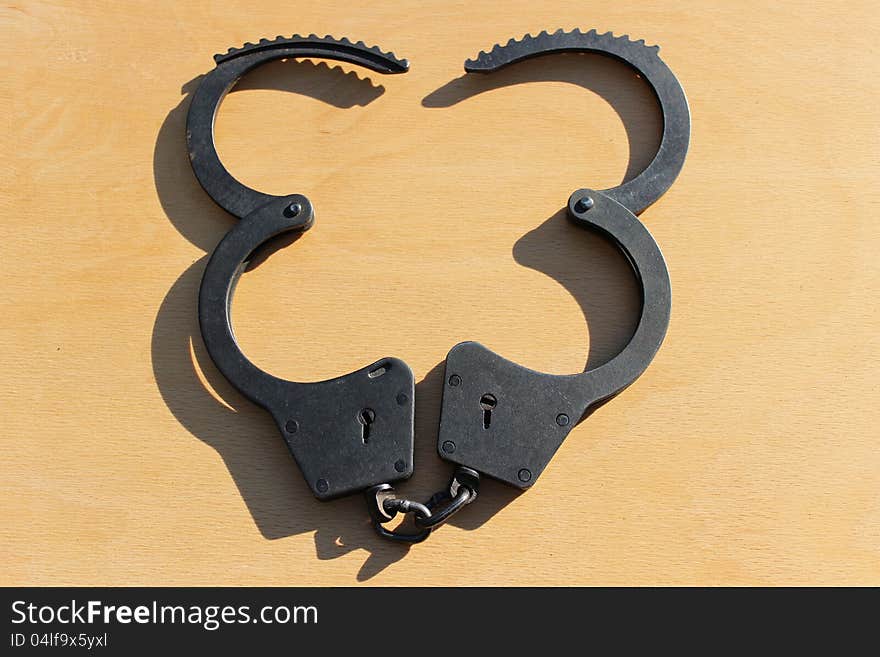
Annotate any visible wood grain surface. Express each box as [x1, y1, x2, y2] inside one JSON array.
[[2, 1, 878, 585]]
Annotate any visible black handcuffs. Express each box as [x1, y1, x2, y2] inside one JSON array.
[[185, 29, 690, 542]]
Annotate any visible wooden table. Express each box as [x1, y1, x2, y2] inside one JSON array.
[[2, 1, 877, 585]]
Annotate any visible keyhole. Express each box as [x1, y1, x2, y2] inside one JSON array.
[[480, 394, 497, 429], [358, 408, 376, 444]]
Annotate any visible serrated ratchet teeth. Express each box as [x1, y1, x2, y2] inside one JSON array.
[[213, 34, 408, 68], [465, 28, 661, 71]]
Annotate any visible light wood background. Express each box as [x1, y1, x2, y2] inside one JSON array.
[[2, 0, 878, 586]]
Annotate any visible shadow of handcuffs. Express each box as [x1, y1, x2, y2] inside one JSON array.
[[182, 30, 690, 543]]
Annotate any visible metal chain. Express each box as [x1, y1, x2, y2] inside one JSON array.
[[365, 467, 480, 543]]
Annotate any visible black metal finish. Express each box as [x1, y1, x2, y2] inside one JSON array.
[[416, 487, 474, 529], [186, 35, 407, 219], [187, 36, 414, 500], [465, 28, 690, 215], [365, 485, 432, 544], [184, 28, 689, 542], [364, 466, 479, 541], [438, 30, 689, 489]]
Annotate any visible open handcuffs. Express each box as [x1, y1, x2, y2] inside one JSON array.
[[186, 29, 690, 542]]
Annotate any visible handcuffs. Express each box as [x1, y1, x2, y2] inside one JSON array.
[[185, 29, 690, 542]]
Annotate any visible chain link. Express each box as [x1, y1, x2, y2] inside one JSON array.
[[365, 467, 480, 542]]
